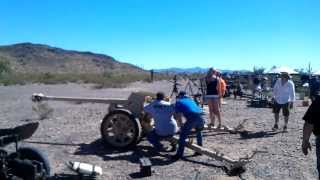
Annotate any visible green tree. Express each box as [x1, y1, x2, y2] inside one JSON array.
[[294, 68, 305, 74], [253, 66, 265, 75]]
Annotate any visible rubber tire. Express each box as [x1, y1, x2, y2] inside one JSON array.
[[17, 147, 51, 176], [100, 109, 142, 149]]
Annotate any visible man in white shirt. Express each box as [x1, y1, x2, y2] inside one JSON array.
[[272, 72, 295, 131], [144, 92, 178, 151]]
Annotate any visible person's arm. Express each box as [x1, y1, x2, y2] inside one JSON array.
[[289, 81, 295, 108], [272, 79, 278, 98], [221, 79, 226, 97], [302, 122, 314, 155], [217, 78, 222, 97], [290, 81, 296, 102]]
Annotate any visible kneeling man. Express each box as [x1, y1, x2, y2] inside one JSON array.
[[144, 92, 178, 151]]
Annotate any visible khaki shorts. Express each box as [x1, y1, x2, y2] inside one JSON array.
[[273, 102, 290, 117]]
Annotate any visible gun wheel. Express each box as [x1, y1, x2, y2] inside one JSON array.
[[100, 110, 141, 149]]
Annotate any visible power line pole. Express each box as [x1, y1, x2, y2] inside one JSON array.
[[308, 62, 312, 76]]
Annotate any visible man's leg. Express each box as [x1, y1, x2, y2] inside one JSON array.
[[213, 99, 221, 128], [175, 119, 194, 158], [273, 103, 280, 130], [283, 103, 290, 131], [274, 113, 279, 128], [146, 129, 163, 150], [195, 117, 204, 147], [196, 130, 203, 147], [192, 129, 203, 156], [283, 116, 289, 130], [208, 99, 215, 127]]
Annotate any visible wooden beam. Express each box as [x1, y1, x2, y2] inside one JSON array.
[[170, 137, 242, 164]]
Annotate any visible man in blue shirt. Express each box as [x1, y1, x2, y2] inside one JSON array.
[[171, 91, 204, 160], [144, 92, 178, 152]]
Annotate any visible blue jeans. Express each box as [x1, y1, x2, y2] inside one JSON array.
[[316, 136, 320, 178], [176, 114, 204, 157], [147, 130, 164, 150], [147, 129, 175, 151]]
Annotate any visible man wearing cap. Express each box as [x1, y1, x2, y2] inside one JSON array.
[[302, 91, 320, 178], [144, 92, 178, 152], [272, 72, 295, 131], [171, 91, 204, 160]]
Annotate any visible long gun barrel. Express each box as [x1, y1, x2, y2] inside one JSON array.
[[32, 93, 128, 104]]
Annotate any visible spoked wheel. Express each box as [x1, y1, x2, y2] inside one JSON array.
[[100, 110, 142, 149]]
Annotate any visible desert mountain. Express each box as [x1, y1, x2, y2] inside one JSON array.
[[0, 43, 146, 74]]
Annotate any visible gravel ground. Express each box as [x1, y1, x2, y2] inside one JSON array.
[[0, 81, 317, 180]]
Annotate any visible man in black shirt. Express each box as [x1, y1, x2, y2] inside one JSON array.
[[302, 91, 320, 178]]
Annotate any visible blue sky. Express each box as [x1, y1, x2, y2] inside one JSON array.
[[1, 0, 319, 71]]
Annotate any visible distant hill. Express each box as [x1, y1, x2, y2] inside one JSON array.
[[0, 43, 146, 74], [155, 67, 241, 74]]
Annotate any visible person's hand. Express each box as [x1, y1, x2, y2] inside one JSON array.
[[145, 96, 153, 103], [302, 140, 312, 155]]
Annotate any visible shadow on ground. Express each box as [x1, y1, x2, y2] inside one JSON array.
[[74, 138, 173, 167], [238, 130, 282, 139], [183, 155, 245, 177], [74, 138, 246, 178], [50, 173, 98, 180]]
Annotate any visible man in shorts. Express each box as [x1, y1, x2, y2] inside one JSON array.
[[272, 72, 295, 131]]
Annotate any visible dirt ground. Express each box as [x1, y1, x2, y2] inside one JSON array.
[[0, 81, 317, 180]]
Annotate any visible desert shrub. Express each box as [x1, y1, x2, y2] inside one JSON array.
[[0, 69, 175, 88], [0, 60, 11, 74]]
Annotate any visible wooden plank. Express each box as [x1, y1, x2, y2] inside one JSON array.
[[170, 137, 239, 164]]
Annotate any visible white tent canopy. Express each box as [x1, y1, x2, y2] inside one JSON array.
[[267, 66, 298, 74], [313, 70, 320, 75]]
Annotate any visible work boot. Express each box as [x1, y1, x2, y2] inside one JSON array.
[[207, 123, 214, 130], [170, 154, 182, 161], [272, 124, 278, 131], [283, 126, 288, 132]]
